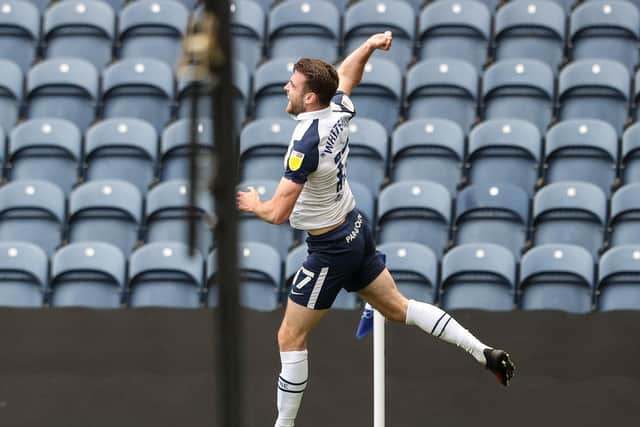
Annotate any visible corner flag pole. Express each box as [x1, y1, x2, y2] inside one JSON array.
[[373, 309, 385, 427]]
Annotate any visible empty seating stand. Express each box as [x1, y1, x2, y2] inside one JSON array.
[[597, 245, 640, 310], [0, 0, 40, 73], [0, 242, 46, 307], [0, 59, 22, 134], [378, 241, 438, 303]]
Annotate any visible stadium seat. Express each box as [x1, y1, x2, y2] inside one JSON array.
[[467, 119, 541, 197], [268, 0, 340, 62], [378, 242, 438, 303], [632, 70, 640, 123], [532, 181, 607, 258], [238, 179, 295, 258], [569, 1, 640, 73], [0, 242, 46, 307], [8, 119, 81, 195], [209, 241, 282, 310], [0, 0, 39, 73], [520, 243, 594, 313], [391, 118, 464, 195], [285, 244, 358, 309], [417, 0, 491, 73], [543, 119, 618, 196], [350, 181, 376, 225], [440, 243, 516, 310], [102, 58, 174, 134], [128, 242, 204, 308], [145, 180, 214, 257], [377, 180, 451, 259], [43, 0, 115, 71], [345, 117, 388, 195], [118, 0, 188, 67], [254, 58, 296, 119], [597, 245, 640, 310], [160, 118, 214, 182], [453, 184, 530, 259], [0, 180, 65, 256], [344, 0, 416, 70], [406, 58, 478, 132], [239, 118, 295, 182], [348, 58, 403, 134], [558, 59, 630, 136], [50, 242, 125, 308], [494, 0, 566, 72], [68, 180, 142, 256], [482, 59, 555, 135], [622, 122, 640, 185], [85, 118, 158, 195], [0, 59, 22, 134], [608, 183, 640, 248], [26, 58, 99, 133], [252, 0, 276, 12], [230, 0, 265, 70]]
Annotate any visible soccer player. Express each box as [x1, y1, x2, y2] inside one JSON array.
[[237, 32, 516, 427]]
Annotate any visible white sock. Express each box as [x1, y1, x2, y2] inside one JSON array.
[[405, 299, 489, 365], [274, 350, 308, 427]]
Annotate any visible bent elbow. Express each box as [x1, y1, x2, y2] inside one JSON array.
[[272, 214, 289, 225]]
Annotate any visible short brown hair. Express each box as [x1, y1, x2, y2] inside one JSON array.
[[294, 58, 339, 106]]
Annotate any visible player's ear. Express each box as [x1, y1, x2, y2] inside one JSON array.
[[304, 91, 317, 105]]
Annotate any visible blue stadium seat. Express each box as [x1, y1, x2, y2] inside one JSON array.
[[0, 59, 22, 134], [8, 119, 81, 195], [254, 58, 296, 119], [349, 58, 402, 134], [344, 0, 416, 70], [633, 69, 640, 123], [520, 243, 594, 313], [268, 0, 340, 62], [345, 117, 388, 194], [102, 58, 174, 134], [494, 0, 566, 72], [145, 180, 214, 257], [558, 59, 630, 136], [350, 180, 376, 225], [622, 122, 640, 185], [391, 118, 464, 195], [230, 0, 265, 70], [85, 118, 158, 194], [238, 179, 295, 258], [378, 241, 438, 303], [50, 242, 125, 308], [118, 0, 188, 67], [440, 243, 516, 310], [609, 183, 640, 248], [0, 242, 46, 307], [453, 184, 530, 259], [597, 245, 640, 310], [532, 181, 607, 258], [377, 180, 451, 259], [406, 58, 478, 132], [68, 180, 142, 256], [239, 118, 295, 182], [544, 119, 618, 196], [128, 242, 204, 308], [26, 58, 99, 132], [482, 59, 555, 134], [467, 119, 541, 197], [418, 0, 491, 73], [43, 0, 115, 71], [160, 118, 213, 182], [570, 1, 640, 73], [0, 0, 39, 73], [209, 241, 282, 310], [284, 244, 358, 309], [0, 180, 65, 256]]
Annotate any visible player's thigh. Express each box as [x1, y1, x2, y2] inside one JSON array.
[[357, 268, 409, 322], [278, 298, 328, 350]]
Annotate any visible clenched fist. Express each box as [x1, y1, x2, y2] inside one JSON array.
[[366, 31, 393, 51]]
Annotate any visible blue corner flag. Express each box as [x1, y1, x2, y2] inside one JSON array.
[[356, 303, 374, 339]]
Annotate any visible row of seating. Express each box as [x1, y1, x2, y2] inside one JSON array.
[[9, 0, 201, 13]]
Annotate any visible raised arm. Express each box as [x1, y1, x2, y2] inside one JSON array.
[[237, 178, 304, 225], [337, 31, 393, 95]]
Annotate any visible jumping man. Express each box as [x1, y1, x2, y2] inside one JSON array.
[[237, 32, 516, 427]]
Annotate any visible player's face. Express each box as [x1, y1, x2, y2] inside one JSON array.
[[284, 71, 311, 115]]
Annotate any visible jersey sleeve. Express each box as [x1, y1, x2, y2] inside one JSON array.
[[284, 120, 320, 184], [331, 91, 356, 118]]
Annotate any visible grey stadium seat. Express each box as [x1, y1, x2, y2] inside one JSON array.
[[230, 0, 265, 70], [378, 242, 438, 304], [0, 59, 22, 135], [608, 183, 640, 248], [254, 58, 297, 119], [239, 118, 296, 182], [0, 242, 46, 307], [160, 118, 214, 182], [350, 181, 376, 225], [597, 245, 640, 311], [0, 0, 40, 73], [345, 117, 388, 195], [622, 122, 640, 185]]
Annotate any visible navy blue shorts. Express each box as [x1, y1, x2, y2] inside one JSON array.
[[288, 209, 386, 310]]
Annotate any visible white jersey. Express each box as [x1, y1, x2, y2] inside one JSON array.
[[284, 91, 356, 230]]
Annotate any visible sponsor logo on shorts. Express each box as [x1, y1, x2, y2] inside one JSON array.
[[345, 213, 363, 243]]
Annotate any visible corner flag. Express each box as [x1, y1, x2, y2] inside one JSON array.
[[356, 303, 374, 339]]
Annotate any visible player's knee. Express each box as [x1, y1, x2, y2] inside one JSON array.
[[277, 323, 307, 351], [384, 304, 407, 323]]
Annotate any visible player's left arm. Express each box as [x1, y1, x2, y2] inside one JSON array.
[[237, 177, 303, 225]]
